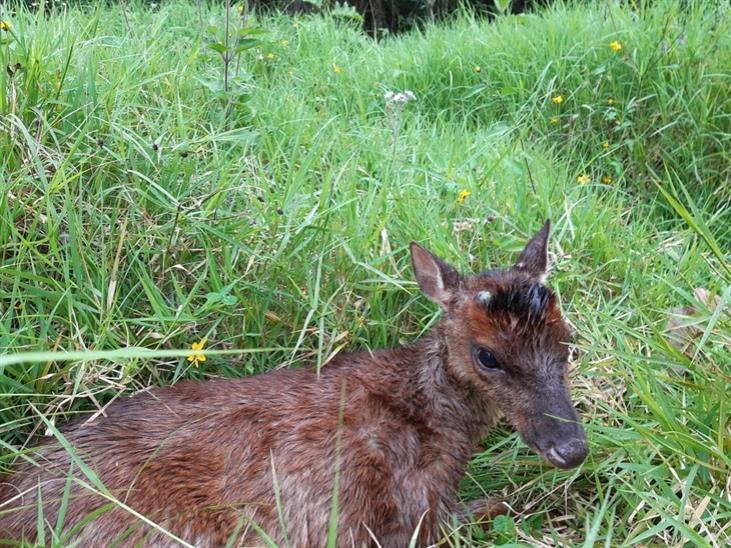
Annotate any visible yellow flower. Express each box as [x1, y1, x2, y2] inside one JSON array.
[[266, 52, 275, 60], [609, 40, 622, 52], [332, 63, 342, 74], [602, 141, 609, 148], [576, 174, 591, 184], [474, 65, 481, 73], [607, 98, 615, 105], [457, 189, 471, 204], [550, 116, 559, 124], [552, 95, 564, 104], [237, 4, 245, 14], [187, 339, 207, 366], [281, 40, 289, 47], [602, 176, 613, 184], [0, 20, 11, 31]]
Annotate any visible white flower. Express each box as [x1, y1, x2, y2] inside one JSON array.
[[384, 90, 417, 108]]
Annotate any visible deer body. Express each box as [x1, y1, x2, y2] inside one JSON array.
[[0, 222, 588, 546]]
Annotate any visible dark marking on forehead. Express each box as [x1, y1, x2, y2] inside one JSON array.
[[477, 282, 554, 324]]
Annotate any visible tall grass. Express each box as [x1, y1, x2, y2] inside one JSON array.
[[0, 0, 729, 545]]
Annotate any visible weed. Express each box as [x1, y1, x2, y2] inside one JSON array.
[[0, 0, 728, 545]]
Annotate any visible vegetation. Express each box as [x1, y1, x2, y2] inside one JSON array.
[[0, 0, 729, 545]]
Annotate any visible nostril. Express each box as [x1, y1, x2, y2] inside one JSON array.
[[554, 438, 588, 466]]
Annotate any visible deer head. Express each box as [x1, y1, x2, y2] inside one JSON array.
[[410, 221, 588, 469]]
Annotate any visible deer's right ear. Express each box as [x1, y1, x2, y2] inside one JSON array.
[[410, 242, 460, 309]]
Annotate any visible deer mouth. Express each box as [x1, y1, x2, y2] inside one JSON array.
[[539, 439, 588, 469], [544, 446, 570, 468]]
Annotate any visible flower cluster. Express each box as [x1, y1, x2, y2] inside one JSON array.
[[576, 174, 591, 185], [384, 90, 416, 109], [543, 41, 628, 188]]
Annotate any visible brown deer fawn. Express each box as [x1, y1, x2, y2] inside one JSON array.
[[0, 221, 587, 546]]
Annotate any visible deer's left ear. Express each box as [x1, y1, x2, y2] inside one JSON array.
[[513, 220, 551, 282]]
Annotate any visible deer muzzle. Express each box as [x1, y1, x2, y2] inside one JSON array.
[[518, 392, 588, 469], [543, 436, 588, 469]]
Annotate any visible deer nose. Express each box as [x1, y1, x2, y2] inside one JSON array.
[[545, 438, 588, 469]]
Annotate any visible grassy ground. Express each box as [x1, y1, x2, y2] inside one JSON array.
[[0, 0, 729, 545]]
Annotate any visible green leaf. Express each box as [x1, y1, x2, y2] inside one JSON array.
[[197, 77, 225, 93], [492, 514, 516, 543], [208, 41, 227, 54], [235, 38, 260, 53], [238, 27, 267, 36]]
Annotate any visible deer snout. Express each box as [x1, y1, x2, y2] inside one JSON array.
[[544, 436, 588, 469], [520, 401, 588, 469]]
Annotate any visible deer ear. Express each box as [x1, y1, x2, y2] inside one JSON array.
[[514, 220, 551, 281], [410, 242, 460, 308]]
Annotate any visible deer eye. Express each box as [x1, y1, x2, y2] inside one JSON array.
[[473, 346, 502, 371]]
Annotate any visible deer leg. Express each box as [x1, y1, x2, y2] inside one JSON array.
[[457, 498, 509, 523]]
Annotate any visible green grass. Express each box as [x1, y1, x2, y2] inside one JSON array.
[[1, 0, 729, 545]]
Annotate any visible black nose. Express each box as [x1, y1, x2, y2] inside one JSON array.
[[545, 438, 588, 469]]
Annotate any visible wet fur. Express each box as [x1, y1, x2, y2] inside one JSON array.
[[0, 223, 586, 546], [0, 338, 497, 546]]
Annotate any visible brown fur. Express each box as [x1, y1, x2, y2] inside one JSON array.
[[0, 221, 587, 546]]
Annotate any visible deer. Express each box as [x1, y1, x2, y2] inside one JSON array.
[[0, 220, 588, 546]]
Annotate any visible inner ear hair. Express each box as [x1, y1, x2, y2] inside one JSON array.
[[410, 242, 460, 308]]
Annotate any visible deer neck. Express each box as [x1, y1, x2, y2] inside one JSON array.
[[411, 327, 499, 453]]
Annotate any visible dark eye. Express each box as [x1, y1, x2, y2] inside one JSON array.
[[473, 346, 502, 371]]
